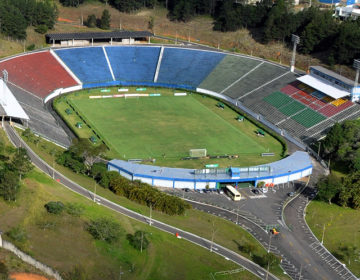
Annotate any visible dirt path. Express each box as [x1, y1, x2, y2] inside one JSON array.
[[9, 273, 50, 280]]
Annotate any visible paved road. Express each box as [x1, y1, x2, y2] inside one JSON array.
[[4, 123, 278, 280], [181, 183, 358, 280]]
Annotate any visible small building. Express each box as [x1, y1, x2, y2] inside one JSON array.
[[298, 66, 360, 102], [107, 151, 312, 190], [46, 30, 153, 47], [334, 3, 360, 19]]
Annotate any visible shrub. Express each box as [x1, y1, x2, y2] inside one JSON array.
[[44, 201, 65, 215], [35, 24, 48, 34], [6, 226, 27, 243], [26, 44, 35, 51], [65, 203, 85, 217], [87, 217, 121, 243], [0, 262, 8, 280]]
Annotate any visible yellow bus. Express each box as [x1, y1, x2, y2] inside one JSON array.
[[225, 185, 241, 201]]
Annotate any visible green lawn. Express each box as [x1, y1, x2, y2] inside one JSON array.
[[54, 88, 283, 168], [17, 128, 289, 279], [306, 201, 360, 276]]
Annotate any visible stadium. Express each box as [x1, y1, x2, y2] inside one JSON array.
[[1, 41, 359, 189]]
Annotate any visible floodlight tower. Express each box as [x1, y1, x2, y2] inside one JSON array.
[[352, 59, 360, 102], [290, 34, 300, 73]]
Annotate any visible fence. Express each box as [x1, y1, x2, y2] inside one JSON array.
[[1, 239, 63, 280]]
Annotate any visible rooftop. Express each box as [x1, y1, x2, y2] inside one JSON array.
[[311, 65, 355, 86], [109, 151, 312, 182], [46, 30, 153, 41]]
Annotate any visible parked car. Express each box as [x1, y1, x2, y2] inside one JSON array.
[[261, 187, 268, 193], [184, 188, 191, 192], [287, 192, 295, 197], [217, 189, 224, 194], [252, 189, 260, 195]]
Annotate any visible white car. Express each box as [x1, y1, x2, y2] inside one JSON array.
[[261, 187, 268, 193]]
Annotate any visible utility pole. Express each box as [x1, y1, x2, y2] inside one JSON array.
[[149, 204, 153, 225], [141, 231, 143, 253], [93, 178, 97, 202], [52, 158, 55, 179], [210, 220, 218, 252]]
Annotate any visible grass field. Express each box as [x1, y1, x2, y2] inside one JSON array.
[[306, 201, 360, 276], [17, 128, 289, 279], [54, 88, 283, 168]]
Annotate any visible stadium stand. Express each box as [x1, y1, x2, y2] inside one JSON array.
[[278, 101, 306, 116], [0, 51, 78, 99], [223, 62, 289, 99], [105, 46, 160, 82], [198, 55, 261, 93], [157, 48, 225, 89], [263, 91, 293, 108], [318, 101, 353, 117], [7, 83, 71, 146], [291, 108, 326, 128], [55, 47, 113, 85]]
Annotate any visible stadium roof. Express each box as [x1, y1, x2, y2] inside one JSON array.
[[46, 31, 153, 41], [0, 79, 29, 120], [109, 151, 312, 182], [297, 74, 350, 99], [311, 66, 355, 86]]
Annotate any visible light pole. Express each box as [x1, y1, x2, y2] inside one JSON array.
[[353, 59, 360, 101], [321, 224, 326, 245], [290, 34, 300, 73], [210, 220, 218, 252]]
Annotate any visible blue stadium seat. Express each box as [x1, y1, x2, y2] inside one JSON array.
[[157, 48, 225, 88], [55, 47, 113, 84], [105, 46, 160, 82]]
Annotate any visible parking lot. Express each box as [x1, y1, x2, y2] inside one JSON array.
[[164, 181, 304, 225]]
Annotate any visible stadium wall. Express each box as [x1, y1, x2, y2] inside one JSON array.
[[108, 152, 313, 190], [108, 163, 312, 190]]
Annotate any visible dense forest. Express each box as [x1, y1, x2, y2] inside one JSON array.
[[58, 0, 360, 65], [1, 0, 360, 65], [0, 0, 58, 39], [316, 120, 360, 209]]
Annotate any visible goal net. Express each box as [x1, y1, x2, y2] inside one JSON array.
[[189, 149, 207, 157]]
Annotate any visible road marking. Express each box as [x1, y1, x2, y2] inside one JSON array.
[[297, 250, 302, 255], [289, 241, 293, 247]]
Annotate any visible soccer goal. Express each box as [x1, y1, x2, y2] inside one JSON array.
[[189, 148, 207, 157]]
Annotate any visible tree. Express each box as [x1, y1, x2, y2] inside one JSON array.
[[100, 9, 111, 30], [87, 217, 121, 243], [127, 230, 150, 251], [316, 174, 342, 204], [85, 14, 97, 28], [299, 11, 338, 54], [0, 170, 20, 201], [69, 139, 107, 171], [10, 148, 33, 178], [0, 262, 8, 280], [148, 16, 154, 32]]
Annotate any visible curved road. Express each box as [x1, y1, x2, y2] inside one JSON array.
[[4, 123, 278, 280]]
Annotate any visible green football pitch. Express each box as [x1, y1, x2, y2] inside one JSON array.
[[57, 89, 283, 167]]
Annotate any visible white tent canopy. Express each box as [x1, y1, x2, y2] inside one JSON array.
[[297, 75, 350, 100], [0, 79, 29, 120]]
